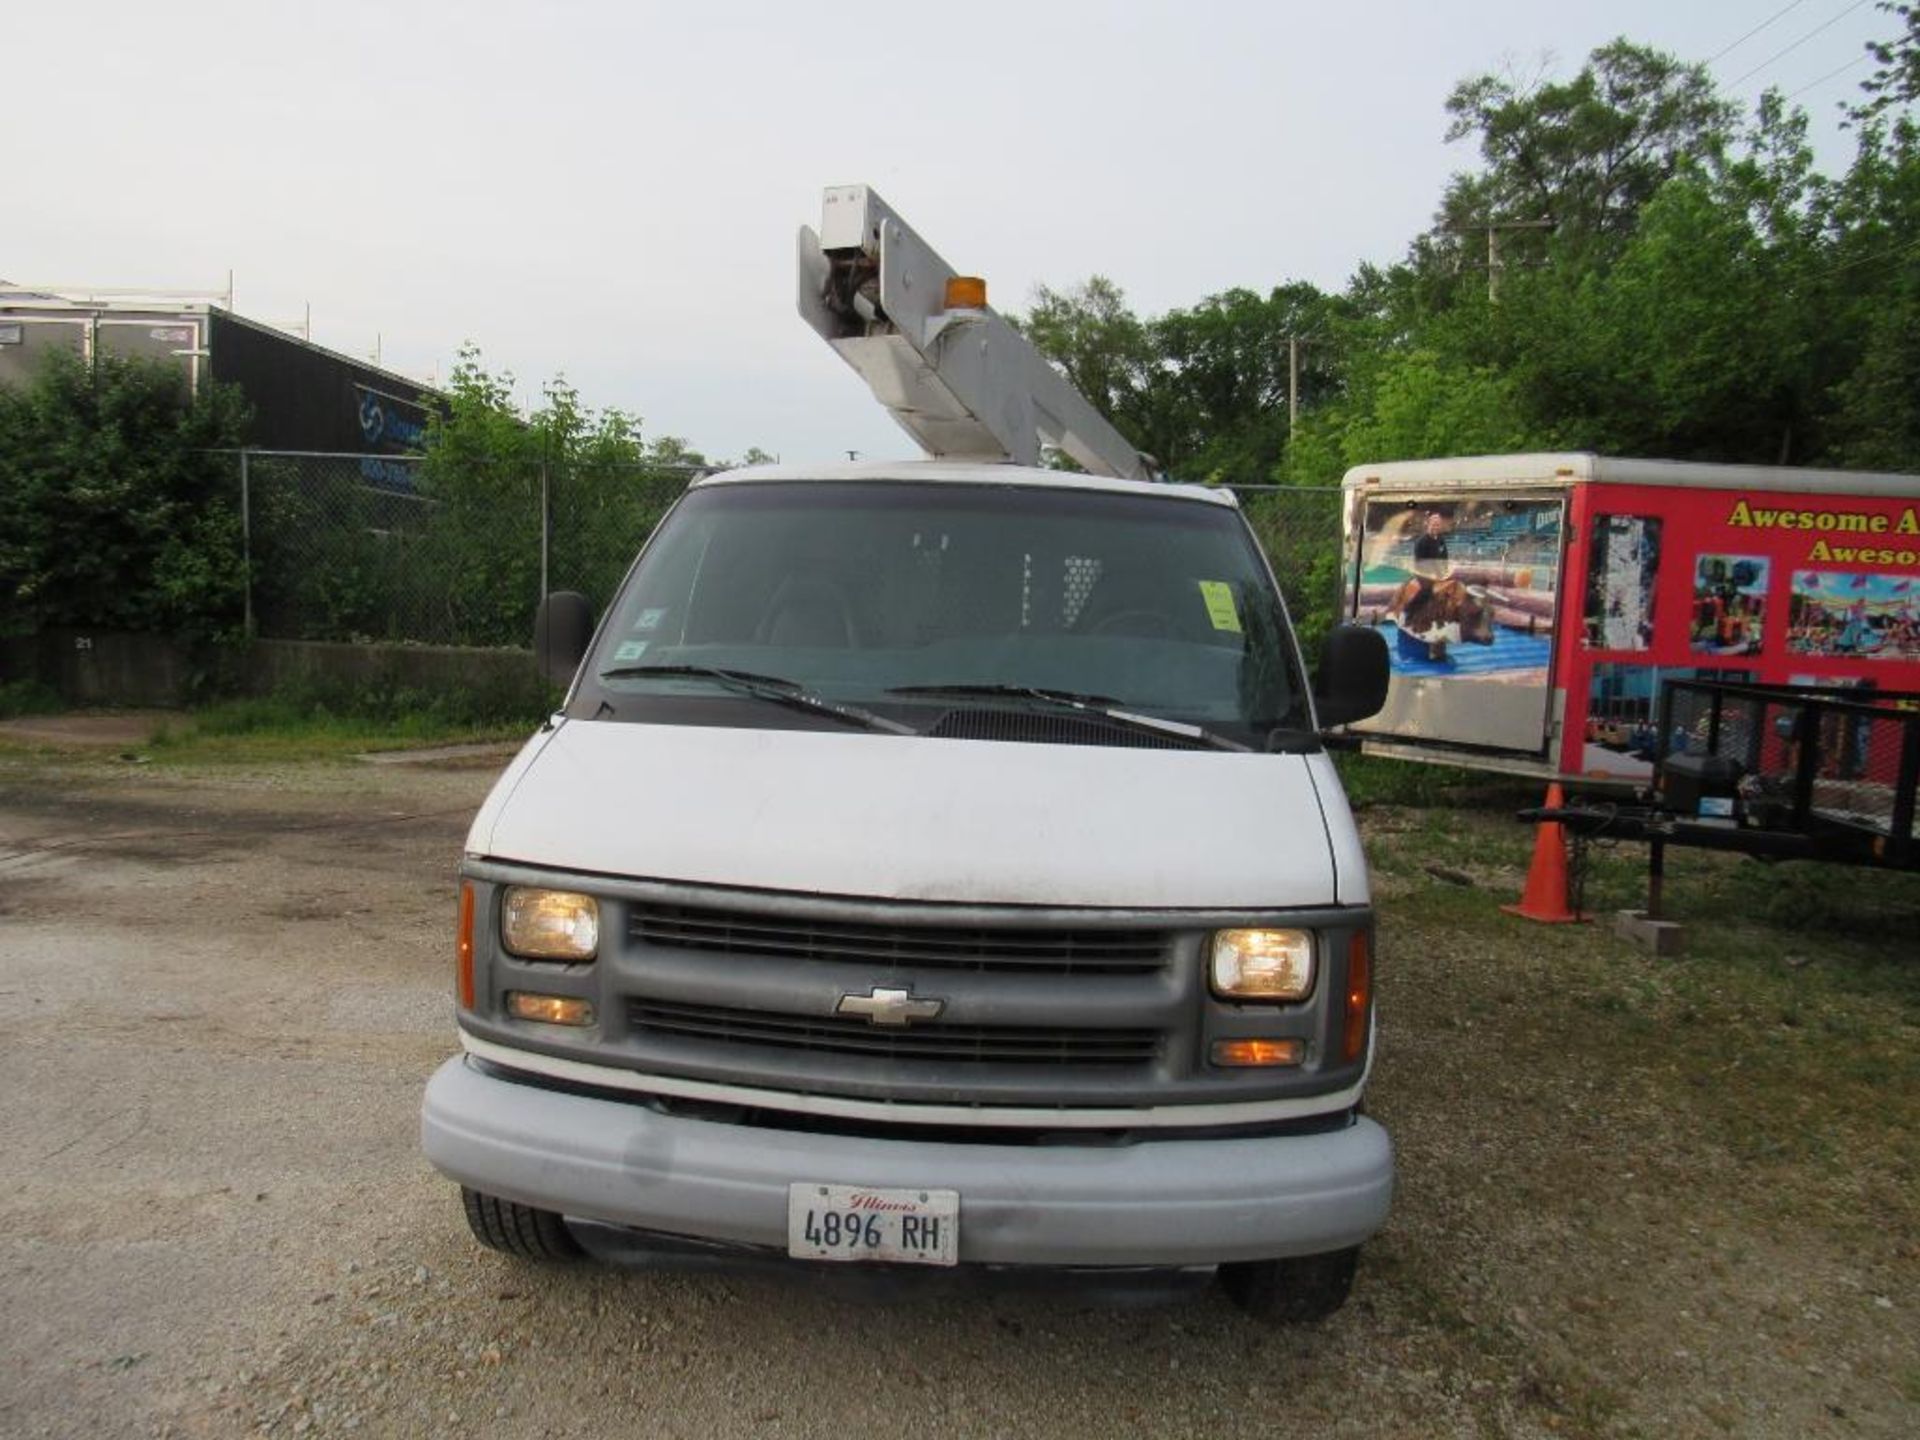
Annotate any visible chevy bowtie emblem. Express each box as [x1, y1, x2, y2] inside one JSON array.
[[835, 986, 946, 1027]]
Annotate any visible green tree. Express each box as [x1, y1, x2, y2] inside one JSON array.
[[1430, 40, 1737, 282], [1821, 117, 1920, 468], [1480, 179, 1806, 461], [408, 350, 548, 643], [1020, 23, 1920, 502], [1019, 276, 1155, 439], [400, 347, 704, 644], [1019, 277, 1340, 483], [1282, 345, 1533, 488], [1301, 82, 1867, 474], [0, 351, 249, 638], [1856, 3, 1920, 121], [1150, 283, 1338, 483]]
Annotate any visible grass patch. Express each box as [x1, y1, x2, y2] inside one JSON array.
[[1334, 750, 1537, 812], [1378, 798, 1920, 1228], [143, 683, 546, 764]]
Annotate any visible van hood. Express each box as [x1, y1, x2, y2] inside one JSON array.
[[471, 720, 1358, 910]]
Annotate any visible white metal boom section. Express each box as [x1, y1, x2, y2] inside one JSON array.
[[797, 185, 1153, 480]]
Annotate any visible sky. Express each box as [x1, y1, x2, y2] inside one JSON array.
[[6, 1, 1900, 463]]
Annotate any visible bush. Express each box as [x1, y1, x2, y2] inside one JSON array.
[[0, 678, 63, 720], [0, 351, 250, 641]]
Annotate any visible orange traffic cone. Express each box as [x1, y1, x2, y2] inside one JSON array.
[[1501, 783, 1589, 924]]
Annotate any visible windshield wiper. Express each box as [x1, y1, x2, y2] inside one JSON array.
[[886, 683, 1250, 752], [599, 664, 915, 735]]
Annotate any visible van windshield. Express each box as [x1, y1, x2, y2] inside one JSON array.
[[571, 480, 1308, 747]]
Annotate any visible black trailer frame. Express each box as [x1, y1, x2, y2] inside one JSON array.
[[1524, 679, 1920, 919]]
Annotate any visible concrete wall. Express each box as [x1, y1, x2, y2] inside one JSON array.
[[1, 630, 193, 707], [2, 631, 545, 712]]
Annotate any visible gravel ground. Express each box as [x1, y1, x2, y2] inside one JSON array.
[[0, 751, 1913, 1440]]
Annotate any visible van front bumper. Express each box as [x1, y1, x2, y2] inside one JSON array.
[[421, 1056, 1393, 1267]]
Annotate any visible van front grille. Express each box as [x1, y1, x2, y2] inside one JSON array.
[[627, 904, 1168, 975], [627, 999, 1161, 1066]]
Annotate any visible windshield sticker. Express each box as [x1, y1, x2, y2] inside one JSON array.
[[1198, 580, 1242, 633], [612, 639, 649, 663], [634, 607, 666, 630]]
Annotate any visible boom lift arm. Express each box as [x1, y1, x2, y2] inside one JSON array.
[[797, 185, 1154, 481]]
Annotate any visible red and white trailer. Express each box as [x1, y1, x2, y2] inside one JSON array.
[[1339, 453, 1920, 784]]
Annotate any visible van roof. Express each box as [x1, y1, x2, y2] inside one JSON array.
[[694, 458, 1238, 508], [1339, 452, 1920, 498]]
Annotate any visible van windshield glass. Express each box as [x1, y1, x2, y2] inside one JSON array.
[[575, 481, 1307, 745]]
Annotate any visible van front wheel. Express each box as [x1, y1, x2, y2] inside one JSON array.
[[1217, 1247, 1358, 1323], [460, 1187, 581, 1261]]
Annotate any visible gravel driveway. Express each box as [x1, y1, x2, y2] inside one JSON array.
[[1, 753, 1913, 1439]]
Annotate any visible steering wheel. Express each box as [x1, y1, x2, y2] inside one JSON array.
[[1089, 608, 1178, 639]]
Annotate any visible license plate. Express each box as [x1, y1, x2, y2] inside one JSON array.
[[786, 1184, 959, 1266]]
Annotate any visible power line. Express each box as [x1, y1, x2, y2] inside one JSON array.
[[1813, 231, 1920, 283], [1707, 0, 1810, 65], [1727, 0, 1874, 88], [1784, 51, 1871, 99]]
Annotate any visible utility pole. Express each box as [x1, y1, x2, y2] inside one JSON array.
[[1288, 335, 1299, 434], [1448, 218, 1556, 301], [1284, 333, 1321, 434]]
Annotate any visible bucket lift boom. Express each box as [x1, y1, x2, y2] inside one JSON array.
[[798, 185, 1153, 481]]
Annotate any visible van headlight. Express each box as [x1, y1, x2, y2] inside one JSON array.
[[501, 888, 599, 960], [1210, 928, 1314, 1001]]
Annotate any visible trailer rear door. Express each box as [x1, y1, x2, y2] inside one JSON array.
[[1348, 489, 1567, 755]]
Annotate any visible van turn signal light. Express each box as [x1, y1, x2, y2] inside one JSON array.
[[1209, 1038, 1304, 1068], [456, 883, 476, 1010], [507, 992, 595, 1027], [1343, 932, 1372, 1063]]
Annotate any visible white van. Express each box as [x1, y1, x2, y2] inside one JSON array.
[[420, 457, 1393, 1320]]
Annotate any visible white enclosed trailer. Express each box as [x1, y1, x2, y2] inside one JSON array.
[[1340, 452, 1920, 782]]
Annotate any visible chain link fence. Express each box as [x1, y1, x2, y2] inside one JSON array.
[[1232, 485, 1348, 651], [225, 453, 1347, 652], [229, 451, 697, 648]]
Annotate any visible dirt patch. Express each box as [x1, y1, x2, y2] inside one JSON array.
[[357, 741, 523, 769], [0, 710, 178, 748]]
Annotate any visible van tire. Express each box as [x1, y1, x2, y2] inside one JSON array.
[[460, 1187, 581, 1261], [1217, 1247, 1358, 1323]]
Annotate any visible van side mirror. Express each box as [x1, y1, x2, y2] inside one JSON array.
[[1313, 624, 1389, 730], [535, 591, 595, 687]]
